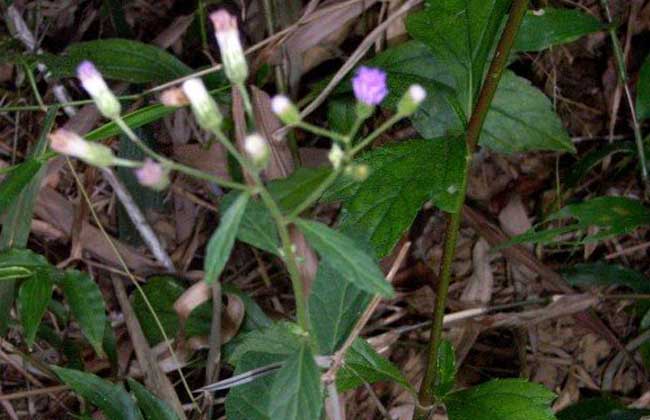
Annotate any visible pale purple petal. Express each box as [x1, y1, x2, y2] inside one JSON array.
[[352, 66, 388, 106]]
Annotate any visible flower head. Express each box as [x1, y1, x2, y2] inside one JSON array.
[[76, 61, 121, 119], [182, 78, 223, 132], [271, 95, 301, 125], [210, 10, 248, 84], [244, 133, 270, 168], [352, 66, 388, 106], [135, 159, 169, 190], [397, 84, 427, 116], [160, 87, 190, 107], [328, 143, 345, 170], [49, 128, 115, 167]]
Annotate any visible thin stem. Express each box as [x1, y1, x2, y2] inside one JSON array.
[[415, 0, 529, 417], [295, 121, 349, 143], [237, 83, 255, 122], [350, 113, 404, 155], [289, 169, 341, 219]]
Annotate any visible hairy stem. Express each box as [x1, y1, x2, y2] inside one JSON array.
[[415, 0, 529, 416]]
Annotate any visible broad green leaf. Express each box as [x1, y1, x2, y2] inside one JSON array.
[[324, 138, 466, 258], [434, 340, 456, 397], [565, 142, 636, 190], [638, 53, 650, 121], [0, 159, 42, 216], [557, 397, 650, 420], [480, 71, 575, 153], [52, 366, 142, 420], [18, 271, 53, 347], [445, 379, 556, 420], [225, 352, 284, 420], [85, 104, 176, 142], [514, 8, 604, 52], [0, 266, 33, 281], [61, 270, 107, 356], [337, 339, 412, 392], [132, 276, 185, 345], [225, 322, 302, 365], [221, 193, 279, 255], [562, 263, 650, 293], [204, 192, 249, 284], [328, 98, 357, 134], [499, 197, 650, 248], [407, 0, 510, 117], [309, 263, 370, 354], [127, 379, 180, 420], [42, 39, 192, 83], [295, 219, 393, 297], [268, 343, 323, 420], [0, 248, 51, 269], [268, 167, 331, 213]]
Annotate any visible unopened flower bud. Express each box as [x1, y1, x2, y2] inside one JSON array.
[[182, 78, 223, 132], [397, 84, 426, 116], [135, 159, 169, 191], [49, 129, 115, 167], [345, 163, 370, 182], [210, 10, 248, 85], [328, 144, 345, 170], [244, 133, 270, 168], [76, 61, 121, 119], [160, 87, 190, 107], [271, 95, 301, 125]]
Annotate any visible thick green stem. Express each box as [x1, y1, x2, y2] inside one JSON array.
[[414, 1, 529, 417]]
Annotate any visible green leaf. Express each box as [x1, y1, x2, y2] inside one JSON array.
[[42, 39, 192, 83], [562, 263, 650, 293], [0, 248, 51, 269], [480, 71, 575, 153], [227, 194, 279, 255], [132, 276, 184, 345], [407, 0, 510, 116], [324, 138, 467, 258], [0, 266, 33, 281], [557, 397, 650, 420], [337, 339, 412, 392], [0, 159, 42, 216], [295, 219, 393, 297], [637, 53, 650, 121], [18, 271, 54, 347], [268, 342, 323, 420], [225, 352, 284, 420], [61, 270, 107, 356], [204, 192, 249, 284], [127, 379, 180, 420], [499, 197, 650, 248], [445, 379, 556, 420], [564, 142, 636, 190], [85, 104, 177, 142], [309, 263, 371, 354], [225, 322, 302, 366], [514, 8, 604, 52], [434, 340, 456, 397], [223, 283, 273, 332], [328, 98, 357, 134], [268, 167, 331, 213], [52, 366, 142, 420]]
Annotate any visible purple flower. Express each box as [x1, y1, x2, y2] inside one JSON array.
[[352, 66, 388, 106]]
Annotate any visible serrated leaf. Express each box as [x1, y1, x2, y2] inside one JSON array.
[[61, 270, 106, 356], [337, 339, 412, 392], [638, 53, 650, 121], [557, 397, 650, 420], [407, 0, 510, 116], [132, 276, 184, 345], [562, 263, 650, 293], [204, 192, 249, 284], [324, 138, 466, 258], [499, 196, 650, 248], [445, 379, 556, 420], [128, 379, 180, 420], [222, 193, 279, 255], [0, 159, 42, 216], [434, 340, 456, 397], [52, 366, 142, 420], [225, 352, 284, 420], [42, 39, 192, 83], [514, 8, 604, 52], [268, 342, 323, 420], [309, 263, 370, 354], [295, 219, 393, 297], [268, 167, 331, 213], [225, 322, 302, 366], [18, 270, 53, 347]]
